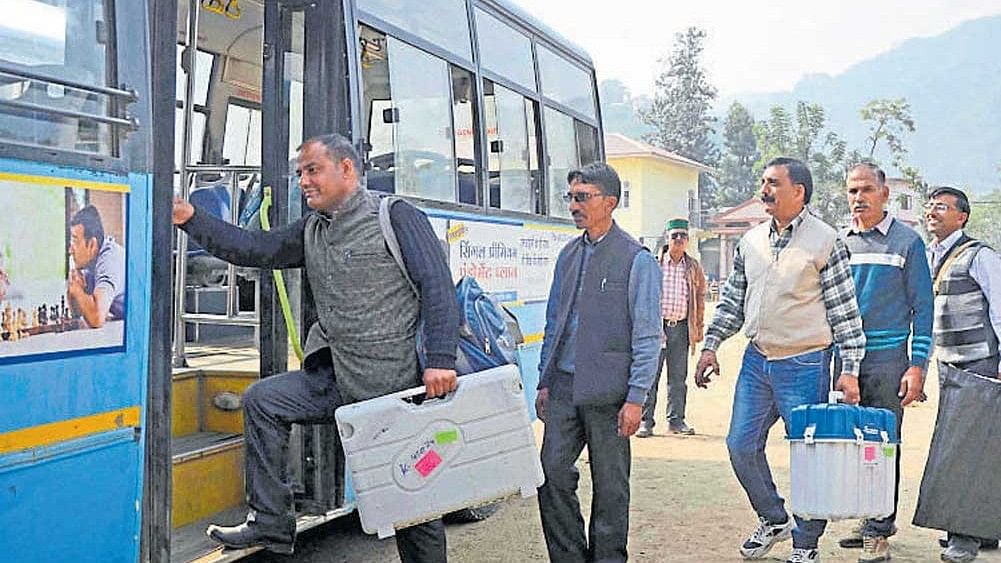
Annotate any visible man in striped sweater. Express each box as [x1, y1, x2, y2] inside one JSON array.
[[836, 163, 934, 563]]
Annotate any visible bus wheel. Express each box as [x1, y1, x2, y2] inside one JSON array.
[[444, 502, 500, 523]]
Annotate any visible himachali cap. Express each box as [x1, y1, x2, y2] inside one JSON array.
[[665, 218, 689, 233]]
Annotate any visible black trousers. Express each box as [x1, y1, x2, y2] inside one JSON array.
[[641, 320, 690, 429], [242, 363, 447, 562], [538, 371, 631, 563]]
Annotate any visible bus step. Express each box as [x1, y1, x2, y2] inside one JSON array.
[[172, 431, 244, 529]]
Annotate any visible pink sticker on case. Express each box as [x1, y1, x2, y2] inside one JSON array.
[[864, 445, 876, 462], [415, 449, 443, 477]]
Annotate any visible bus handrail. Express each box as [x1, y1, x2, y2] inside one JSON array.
[[0, 99, 139, 130], [0, 64, 139, 102]]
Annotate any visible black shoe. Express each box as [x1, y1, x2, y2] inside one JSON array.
[[669, 423, 695, 435], [207, 513, 295, 554], [939, 536, 999, 550]]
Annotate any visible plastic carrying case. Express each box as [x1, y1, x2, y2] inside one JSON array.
[[787, 391, 898, 521], [335, 365, 544, 538]]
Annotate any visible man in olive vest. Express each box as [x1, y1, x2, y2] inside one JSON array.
[[173, 133, 459, 561], [913, 186, 1001, 563], [536, 161, 662, 563], [694, 157, 867, 563]]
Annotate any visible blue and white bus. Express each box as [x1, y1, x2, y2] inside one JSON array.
[[0, 0, 603, 561]]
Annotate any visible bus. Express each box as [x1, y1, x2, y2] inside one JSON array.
[[0, 0, 604, 561]]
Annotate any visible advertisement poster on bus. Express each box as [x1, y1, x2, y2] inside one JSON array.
[[0, 173, 128, 360], [446, 218, 576, 304]]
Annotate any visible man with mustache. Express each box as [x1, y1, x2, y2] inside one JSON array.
[[536, 162, 662, 562], [834, 163, 933, 562], [173, 133, 459, 560], [912, 186, 1001, 563], [694, 157, 866, 563]]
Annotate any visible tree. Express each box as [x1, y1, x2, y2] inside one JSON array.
[[598, 79, 652, 139], [861, 98, 915, 170], [715, 102, 759, 206], [640, 27, 718, 166], [966, 189, 1001, 249]]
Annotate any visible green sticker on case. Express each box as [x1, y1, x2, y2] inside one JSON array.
[[435, 429, 459, 445], [883, 446, 895, 458]]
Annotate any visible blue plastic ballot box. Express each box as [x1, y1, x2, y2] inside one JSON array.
[[335, 365, 544, 538], [787, 392, 898, 521]]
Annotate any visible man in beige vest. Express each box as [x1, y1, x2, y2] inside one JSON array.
[[694, 157, 866, 563]]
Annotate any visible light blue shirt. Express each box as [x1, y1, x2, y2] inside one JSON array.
[[540, 232, 663, 404]]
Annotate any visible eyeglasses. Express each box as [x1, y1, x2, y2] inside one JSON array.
[[670, 232, 689, 240], [562, 191, 604, 203], [923, 202, 954, 213]]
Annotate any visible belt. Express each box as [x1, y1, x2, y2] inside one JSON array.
[[664, 318, 686, 327]]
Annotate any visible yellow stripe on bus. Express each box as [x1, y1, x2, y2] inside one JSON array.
[[0, 406, 141, 454], [0, 172, 130, 193], [523, 332, 544, 345]]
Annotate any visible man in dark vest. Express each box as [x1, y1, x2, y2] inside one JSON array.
[[913, 186, 1001, 563], [172, 133, 459, 561], [535, 161, 662, 562]]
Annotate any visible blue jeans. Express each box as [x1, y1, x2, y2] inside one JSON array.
[[726, 344, 832, 549]]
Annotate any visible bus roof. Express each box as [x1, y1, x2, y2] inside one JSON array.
[[481, 0, 595, 67]]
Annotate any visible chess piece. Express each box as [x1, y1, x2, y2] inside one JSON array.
[[16, 308, 27, 339], [1, 303, 11, 340], [38, 304, 47, 326], [31, 309, 38, 328]]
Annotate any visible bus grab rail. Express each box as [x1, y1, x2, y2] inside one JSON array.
[[0, 64, 139, 102], [0, 99, 139, 130]]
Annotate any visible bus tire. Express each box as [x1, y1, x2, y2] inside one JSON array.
[[444, 502, 500, 523]]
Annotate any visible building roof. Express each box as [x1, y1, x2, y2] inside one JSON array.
[[707, 197, 771, 235], [604, 133, 714, 173]]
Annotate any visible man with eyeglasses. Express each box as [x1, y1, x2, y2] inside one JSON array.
[[834, 163, 934, 563], [536, 162, 662, 563], [694, 157, 866, 563], [912, 186, 1001, 563], [636, 217, 706, 438]]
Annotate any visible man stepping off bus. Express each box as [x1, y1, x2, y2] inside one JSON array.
[[835, 163, 933, 562], [694, 157, 866, 563], [173, 134, 459, 561]]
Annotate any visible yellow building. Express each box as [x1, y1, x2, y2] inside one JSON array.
[[605, 133, 713, 250]]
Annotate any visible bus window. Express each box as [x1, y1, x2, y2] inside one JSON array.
[[484, 80, 531, 213], [526, 100, 543, 214], [0, 0, 113, 153], [361, 26, 466, 204], [537, 45, 596, 121], [544, 107, 578, 218], [451, 66, 479, 205], [174, 45, 213, 170], [474, 8, 535, 92], [358, 0, 472, 61], [576, 119, 599, 167], [222, 102, 262, 166]]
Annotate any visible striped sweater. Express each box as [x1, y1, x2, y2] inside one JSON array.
[[840, 215, 934, 369]]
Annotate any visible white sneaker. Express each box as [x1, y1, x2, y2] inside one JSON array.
[[787, 548, 819, 563], [740, 516, 794, 559]]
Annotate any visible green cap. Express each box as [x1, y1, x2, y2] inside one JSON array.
[[665, 218, 689, 232]]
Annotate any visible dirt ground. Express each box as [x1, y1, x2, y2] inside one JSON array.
[[248, 307, 1001, 563]]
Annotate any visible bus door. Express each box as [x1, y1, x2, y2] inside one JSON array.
[[0, 1, 156, 562]]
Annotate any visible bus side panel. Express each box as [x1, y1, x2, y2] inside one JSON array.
[[509, 300, 548, 419], [0, 163, 153, 563], [0, 431, 141, 563]]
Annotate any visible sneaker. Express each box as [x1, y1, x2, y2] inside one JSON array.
[[839, 520, 866, 548], [669, 422, 696, 435], [941, 535, 979, 563], [740, 516, 793, 559], [787, 548, 819, 563], [635, 425, 653, 438], [939, 537, 998, 550], [859, 536, 890, 562]]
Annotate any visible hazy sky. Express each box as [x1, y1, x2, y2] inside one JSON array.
[[511, 0, 1001, 98]]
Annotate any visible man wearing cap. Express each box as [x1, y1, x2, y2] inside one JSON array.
[[637, 217, 706, 437], [912, 186, 1001, 563]]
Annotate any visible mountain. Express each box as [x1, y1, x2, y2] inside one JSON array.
[[732, 15, 1001, 194]]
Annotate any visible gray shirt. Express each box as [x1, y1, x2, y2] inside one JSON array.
[[84, 237, 126, 319]]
